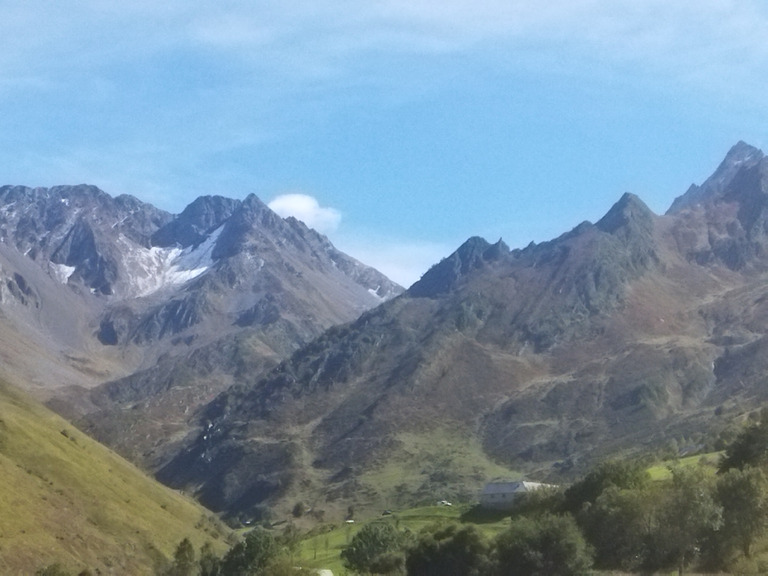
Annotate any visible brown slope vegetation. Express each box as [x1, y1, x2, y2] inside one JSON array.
[[0, 378, 230, 576], [156, 142, 768, 521]]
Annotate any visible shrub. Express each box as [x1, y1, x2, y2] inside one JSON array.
[[341, 522, 405, 574], [493, 513, 592, 576]]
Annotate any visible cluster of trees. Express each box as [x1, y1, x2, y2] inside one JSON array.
[[161, 527, 305, 576], [342, 464, 768, 576], [341, 416, 768, 575], [566, 421, 768, 575], [341, 512, 591, 576]]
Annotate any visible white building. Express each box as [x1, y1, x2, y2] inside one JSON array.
[[479, 481, 551, 510]]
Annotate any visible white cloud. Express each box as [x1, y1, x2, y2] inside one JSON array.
[[268, 194, 342, 234]]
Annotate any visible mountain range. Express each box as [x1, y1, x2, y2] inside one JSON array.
[[154, 141, 768, 520], [0, 187, 401, 468], [4, 141, 768, 527]]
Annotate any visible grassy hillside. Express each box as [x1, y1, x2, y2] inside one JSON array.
[[0, 379, 230, 575], [297, 504, 494, 574], [646, 452, 723, 480], [294, 453, 740, 575], [359, 428, 522, 509]]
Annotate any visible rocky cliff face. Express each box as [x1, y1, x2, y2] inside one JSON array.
[[667, 141, 768, 271], [0, 185, 172, 297]]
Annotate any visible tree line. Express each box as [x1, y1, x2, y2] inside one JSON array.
[[341, 414, 768, 575]]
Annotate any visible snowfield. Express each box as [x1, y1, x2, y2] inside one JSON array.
[[118, 225, 224, 297]]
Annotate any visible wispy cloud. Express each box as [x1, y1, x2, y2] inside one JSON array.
[[7, 2, 768, 91], [179, 2, 768, 88], [4, 2, 768, 124]]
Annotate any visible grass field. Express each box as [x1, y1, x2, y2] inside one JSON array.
[[294, 450, 731, 574], [295, 503, 511, 574], [358, 427, 522, 511], [646, 452, 723, 480], [0, 379, 231, 575]]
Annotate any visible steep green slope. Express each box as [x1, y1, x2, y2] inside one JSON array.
[[0, 379, 229, 575]]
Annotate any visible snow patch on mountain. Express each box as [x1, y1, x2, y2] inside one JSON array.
[[368, 287, 385, 301], [119, 225, 223, 297], [50, 263, 76, 284]]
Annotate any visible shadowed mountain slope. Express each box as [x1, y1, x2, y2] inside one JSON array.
[[156, 143, 768, 520]]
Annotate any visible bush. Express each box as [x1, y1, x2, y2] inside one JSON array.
[[510, 485, 565, 517], [341, 522, 405, 575], [493, 513, 592, 576], [578, 486, 654, 571], [406, 523, 491, 576], [166, 538, 196, 576], [220, 528, 278, 576], [564, 459, 649, 514]]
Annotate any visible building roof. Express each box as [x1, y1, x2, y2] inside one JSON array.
[[481, 481, 548, 495]]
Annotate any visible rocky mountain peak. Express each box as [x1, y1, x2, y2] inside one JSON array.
[[667, 141, 765, 214], [210, 194, 284, 259], [723, 140, 763, 167], [596, 192, 655, 236], [152, 195, 240, 249], [0, 184, 173, 295], [239, 194, 281, 224], [664, 142, 768, 271], [409, 236, 509, 297]]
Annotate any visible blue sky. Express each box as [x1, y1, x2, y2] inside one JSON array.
[[3, 2, 768, 286]]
